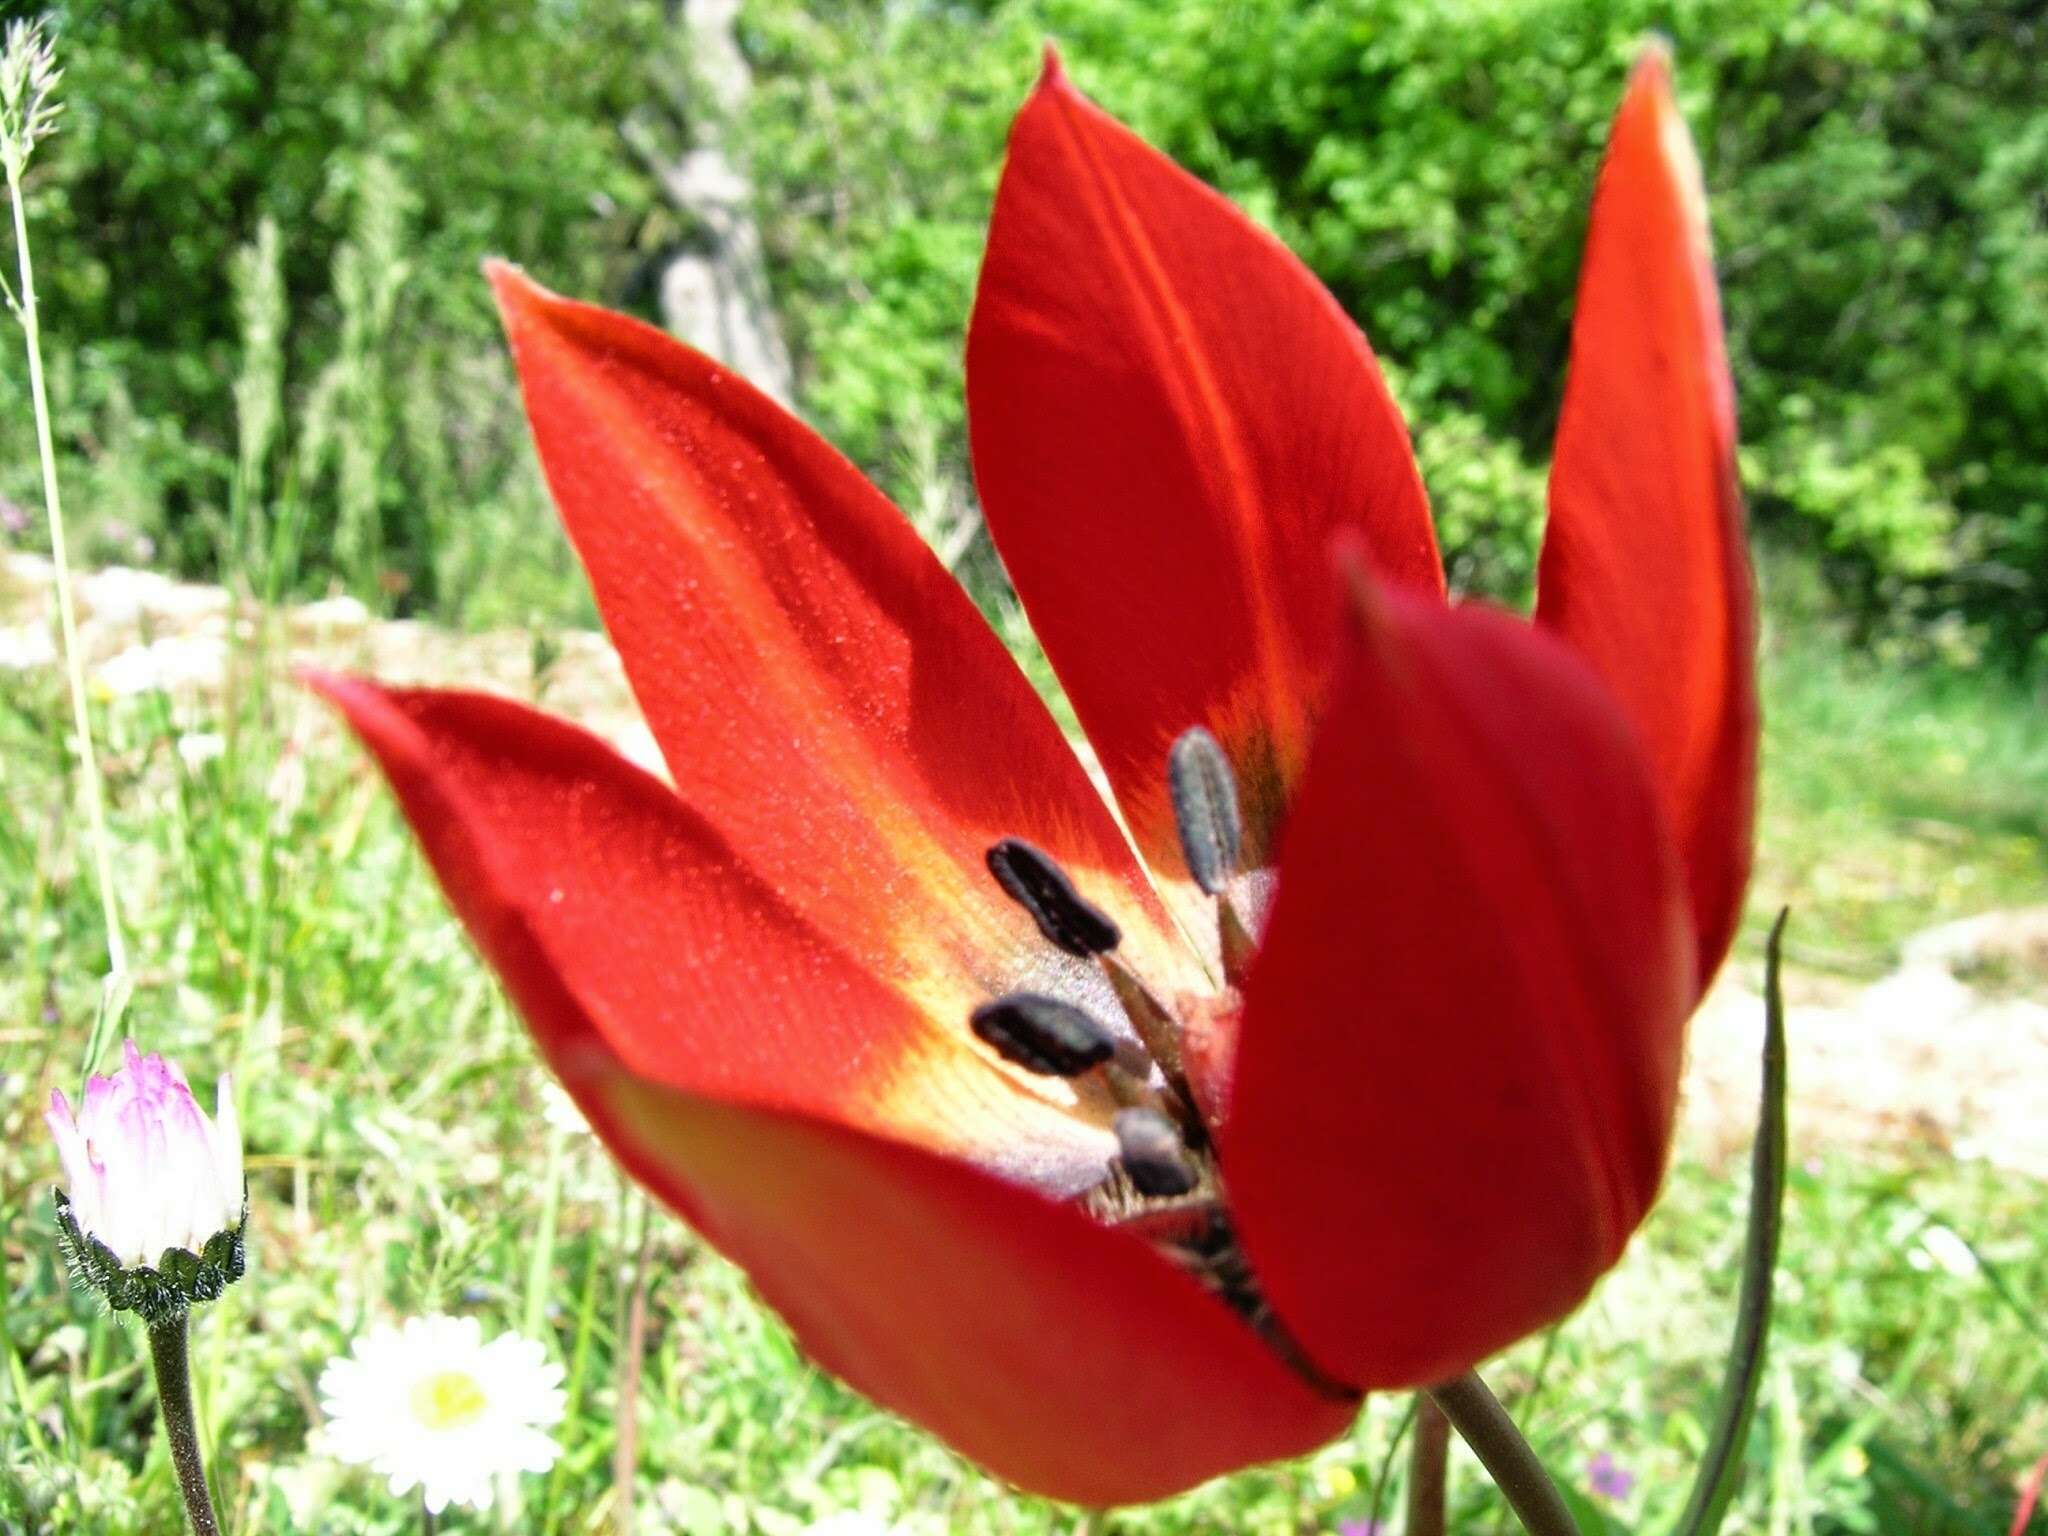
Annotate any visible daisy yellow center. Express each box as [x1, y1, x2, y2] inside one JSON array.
[[409, 1369, 488, 1431]]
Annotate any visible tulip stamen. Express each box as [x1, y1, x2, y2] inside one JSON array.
[[1168, 726, 1262, 986], [969, 990, 1159, 1114], [981, 835, 1201, 1123], [970, 992, 1116, 1077], [1168, 726, 1242, 895], [977, 766, 1348, 1399], [985, 837, 1122, 956], [1113, 1106, 1198, 1197]]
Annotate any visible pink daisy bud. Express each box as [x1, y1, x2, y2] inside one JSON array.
[[46, 1040, 244, 1268]]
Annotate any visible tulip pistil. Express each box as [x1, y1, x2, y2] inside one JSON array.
[[1099, 951, 1188, 1085]]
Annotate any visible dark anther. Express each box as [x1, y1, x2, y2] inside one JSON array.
[[1114, 1107, 1199, 1198], [986, 838, 1122, 956], [971, 993, 1117, 1077], [1168, 727, 1242, 895]]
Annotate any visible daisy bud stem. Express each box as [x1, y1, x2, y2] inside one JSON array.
[[145, 1314, 222, 1536], [1427, 1372, 1577, 1536]]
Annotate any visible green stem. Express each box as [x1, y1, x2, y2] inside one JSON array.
[[1671, 908, 1792, 1536], [1406, 1391, 1451, 1536], [6, 136, 128, 1071], [522, 1124, 567, 1341], [1429, 1373, 1578, 1536], [541, 1215, 608, 1536], [146, 1315, 222, 1536]]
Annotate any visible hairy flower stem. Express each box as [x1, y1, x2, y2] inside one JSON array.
[[1406, 1391, 1451, 1536], [1429, 1373, 1577, 1536], [146, 1316, 222, 1536], [5, 124, 129, 1066]]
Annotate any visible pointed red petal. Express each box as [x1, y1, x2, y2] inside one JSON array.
[[310, 673, 1125, 1194], [1536, 51, 1757, 990], [314, 674, 1357, 1502], [966, 58, 1443, 883], [1225, 583, 1695, 1390], [586, 1072, 1358, 1506], [488, 266, 1200, 1037]]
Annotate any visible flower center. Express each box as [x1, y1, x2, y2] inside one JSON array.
[[971, 726, 1357, 1402], [410, 1369, 489, 1431]]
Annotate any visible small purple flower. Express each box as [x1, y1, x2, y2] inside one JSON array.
[[0, 496, 28, 536], [1337, 1521, 1387, 1536], [1588, 1451, 1636, 1500]]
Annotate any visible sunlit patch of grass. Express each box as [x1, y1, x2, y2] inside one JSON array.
[[2, 580, 2045, 1532], [1747, 571, 2048, 978]]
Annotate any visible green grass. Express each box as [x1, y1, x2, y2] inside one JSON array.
[[1747, 564, 2048, 978], [1, 583, 2044, 1535]]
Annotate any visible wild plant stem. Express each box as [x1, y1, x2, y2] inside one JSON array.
[[522, 1123, 567, 1341], [1407, 1391, 1451, 1536], [146, 1315, 222, 1536], [541, 1192, 610, 1536], [6, 143, 128, 1065], [1363, 1396, 1418, 1536], [1429, 1372, 1578, 1536]]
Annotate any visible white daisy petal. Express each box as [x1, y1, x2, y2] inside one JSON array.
[[319, 1315, 565, 1513]]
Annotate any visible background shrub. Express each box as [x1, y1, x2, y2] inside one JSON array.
[[742, 0, 2047, 660], [0, 0, 2041, 664], [0, 0, 666, 619]]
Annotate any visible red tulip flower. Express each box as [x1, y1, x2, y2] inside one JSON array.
[[315, 46, 1753, 1506]]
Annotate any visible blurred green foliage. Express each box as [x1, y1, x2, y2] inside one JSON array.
[[0, 0, 2041, 662], [742, 0, 2047, 661], [0, 0, 666, 618]]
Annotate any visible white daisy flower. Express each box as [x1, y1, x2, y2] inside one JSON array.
[[95, 634, 226, 697], [0, 624, 54, 672], [539, 1080, 592, 1138], [174, 731, 227, 771], [318, 1315, 566, 1513]]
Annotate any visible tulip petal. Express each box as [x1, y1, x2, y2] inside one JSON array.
[[488, 266, 1200, 1057], [583, 1069, 1358, 1506], [312, 673, 1130, 1195], [966, 54, 1443, 884], [316, 675, 1357, 1503], [1225, 579, 1694, 1390], [1536, 50, 1757, 990]]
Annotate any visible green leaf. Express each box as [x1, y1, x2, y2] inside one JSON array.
[[1669, 908, 1792, 1536]]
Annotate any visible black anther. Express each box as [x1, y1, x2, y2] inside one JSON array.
[[1114, 1107, 1199, 1198], [971, 993, 1117, 1077], [986, 838, 1122, 956], [1168, 727, 1242, 896]]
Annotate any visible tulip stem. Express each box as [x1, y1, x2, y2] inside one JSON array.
[[1428, 1372, 1578, 1536], [1406, 1391, 1451, 1536], [146, 1315, 222, 1536]]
